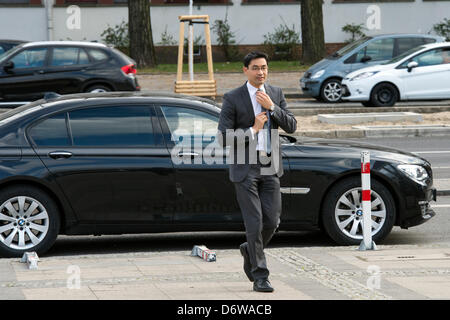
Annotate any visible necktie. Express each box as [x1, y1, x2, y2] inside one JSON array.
[[258, 88, 271, 153]]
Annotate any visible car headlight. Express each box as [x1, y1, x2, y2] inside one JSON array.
[[350, 71, 379, 81], [397, 164, 429, 186], [311, 69, 325, 79]]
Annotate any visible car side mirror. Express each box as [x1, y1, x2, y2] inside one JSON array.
[[3, 61, 14, 73], [360, 56, 372, 63], [407, 61, 418, 72]]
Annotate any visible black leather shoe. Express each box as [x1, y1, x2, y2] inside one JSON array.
[[253, 279, 274, 293], [239, 243, 254, 282]]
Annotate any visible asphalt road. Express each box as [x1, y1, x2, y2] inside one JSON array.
[[349, 136, 450, 180], [287, 98, 450, 109]]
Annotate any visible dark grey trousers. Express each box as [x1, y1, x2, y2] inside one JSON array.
[[234, 164, 281, 280]]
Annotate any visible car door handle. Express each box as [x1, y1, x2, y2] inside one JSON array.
[[48, 151, 73, 160]]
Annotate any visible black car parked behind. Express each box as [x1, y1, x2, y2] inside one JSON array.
[[0, 92, 436, 257], [0, 41, 139, 103]]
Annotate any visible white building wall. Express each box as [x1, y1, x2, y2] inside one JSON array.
[[322, 0, 450, 43], [0, 7, 47, 41], [0, 1, 448, 44], [51, 4, 302, 45]]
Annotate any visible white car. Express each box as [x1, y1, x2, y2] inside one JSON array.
[[341, 42, 450, 107]]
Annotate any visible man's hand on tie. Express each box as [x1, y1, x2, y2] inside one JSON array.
[[256, 91, 274, 110], [252, 112, 268, 134]]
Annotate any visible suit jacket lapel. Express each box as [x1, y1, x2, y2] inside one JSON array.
[[240, 82, 255, 120], [264, 84, 275, 105], [264, 84, 276, 129]]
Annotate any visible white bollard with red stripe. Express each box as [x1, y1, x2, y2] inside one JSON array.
[[359, 151, 377, 251]]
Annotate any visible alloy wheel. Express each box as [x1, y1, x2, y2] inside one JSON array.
[[334, 187, 386, 240], [323, 81, 342, 102], [0, 196, 49, 250], [90, 88, 108, 93]]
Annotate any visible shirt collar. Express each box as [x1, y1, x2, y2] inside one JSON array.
[[246, 81, 265, 95]]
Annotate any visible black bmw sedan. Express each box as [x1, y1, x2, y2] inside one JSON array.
[[0, 92, 436, 257]]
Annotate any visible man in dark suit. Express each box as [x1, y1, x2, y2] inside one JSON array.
[[217, 51, 297, 292]]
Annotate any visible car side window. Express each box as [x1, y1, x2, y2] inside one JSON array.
[[402, 48, 450, 68], [51, 47, 89, 66], [28, 112, 71, 147], [87, 48, 109, 62], [10, 48, 48, 69], [68, 106, 155, 147], [160, 106, 218, 147], [396, 38, 426, 56], [355, 38, 394, 62], [423, 38, 437, 45]]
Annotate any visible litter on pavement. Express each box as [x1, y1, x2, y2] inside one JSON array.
[[191, 245, 216, 262]]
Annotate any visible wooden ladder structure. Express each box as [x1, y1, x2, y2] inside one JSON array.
[[175, 15, 217, 98]]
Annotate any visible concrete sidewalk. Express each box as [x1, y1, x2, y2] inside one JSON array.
[[2, 244, 450, 300], [138, 71, 304, 97]]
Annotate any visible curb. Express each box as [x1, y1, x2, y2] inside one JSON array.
[[289, 105, 450, 116], [291, 126, 450, 139], [215, 93, 309, 102]]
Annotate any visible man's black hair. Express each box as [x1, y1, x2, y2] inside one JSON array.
[[243, 51, 269, 68]]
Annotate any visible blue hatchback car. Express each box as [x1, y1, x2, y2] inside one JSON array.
[[300, 34, 444, 103]]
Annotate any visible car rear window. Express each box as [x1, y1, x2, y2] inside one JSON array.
[[87, 48, 109, 62], [111, 48, 134, 64]]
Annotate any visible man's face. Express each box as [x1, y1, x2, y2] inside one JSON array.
[[243, 57, 268, 88]]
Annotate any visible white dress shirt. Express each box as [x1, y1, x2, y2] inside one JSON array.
[[247, 81, 267, 151]]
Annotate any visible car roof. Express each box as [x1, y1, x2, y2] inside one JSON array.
[[369, 33, 443, 39], [37, 91, 221, 112], [0, 39, 27, 44], [0, 92, 221, 127], [22, 41, 108, 48], [416, 41, 450, 50]]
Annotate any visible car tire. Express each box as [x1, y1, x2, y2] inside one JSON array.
[[0, 185, 60, 257], [321, 176, 396, 246], [320, 78, 343, 103], [314, 96, 325, 102], [85, 84, 111, 93], [369, 83, 398, 107], [362, 101, 374, 107]]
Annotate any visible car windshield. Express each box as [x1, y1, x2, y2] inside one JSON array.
[[0, 51, 7, 61], [0, 102, 42, 125], [0, 45, 21, 64], [330, 36, 371, 58], [382, 45, 425, 65]]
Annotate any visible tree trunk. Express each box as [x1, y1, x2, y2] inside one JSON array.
[[128, 0, 157, 67], [301, 0, 326, 64]]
